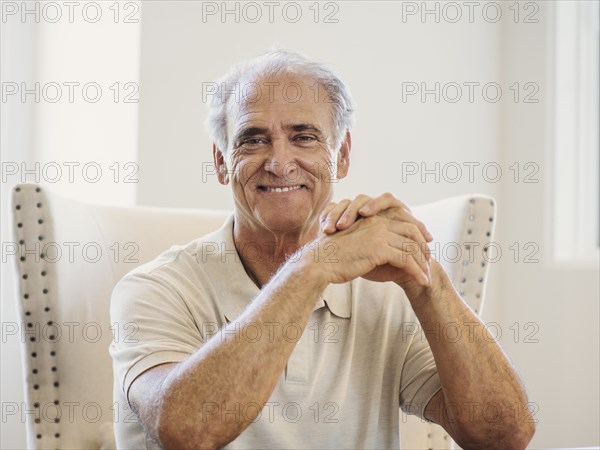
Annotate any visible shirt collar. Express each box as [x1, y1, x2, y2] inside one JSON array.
[[198, 214, 352, 321], [319, 282, 353, 319], [196, 214, 258, 322]]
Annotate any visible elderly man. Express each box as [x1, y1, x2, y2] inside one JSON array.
[[110, 50, 534, 449]]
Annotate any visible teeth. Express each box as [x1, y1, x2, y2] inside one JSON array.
[[263, 185, 303, 193]]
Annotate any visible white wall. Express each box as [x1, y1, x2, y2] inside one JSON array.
[[1, 11, 37, 450], [498, 5, 600, 448], [136, 2, 598, 449], [1, 3, 140, 447]]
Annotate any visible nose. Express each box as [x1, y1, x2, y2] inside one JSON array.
[[263, 138, 299, 181]]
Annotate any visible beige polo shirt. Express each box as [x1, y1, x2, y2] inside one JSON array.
[[110, 215, 442, 449]]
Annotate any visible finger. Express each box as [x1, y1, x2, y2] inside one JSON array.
[[386, 245, 430, 287], [388, 237, 431, 281], [395, 212, 434, 243], [358, 192, 409, 216], [411, 255, 431, 287], [322, 199, 351, 234], [380, 206, 434, 243], [420, 220, 434, 243], [336, 195, 372, 230], [358, 193, 434, 242], [320, 202, 337, 225], [383, 224, 430, 276], [320, 202, 339, 234], [387, 221, 431, 261]]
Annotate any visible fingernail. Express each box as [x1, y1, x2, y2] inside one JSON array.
[[359, 206, 370, 215]]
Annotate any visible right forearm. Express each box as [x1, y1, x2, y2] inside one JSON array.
[[157, 257, 327, 449]]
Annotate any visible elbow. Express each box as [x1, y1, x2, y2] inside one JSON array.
[[500, 408, 537, 449], [156, 426, 218, 450], [511, 420, 536, 449], [153, 402, 187, 450], [456, 420, 536, 450], [154, 396, 238, 450], [155, 412, 221, 450], [154, 403, 219, 450]]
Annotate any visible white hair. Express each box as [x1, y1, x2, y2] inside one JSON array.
[[205, 49, 355, 153]]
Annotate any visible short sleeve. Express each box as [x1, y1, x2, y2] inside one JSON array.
[[398, 324, 442, 420], [109, 266, 204, 400]]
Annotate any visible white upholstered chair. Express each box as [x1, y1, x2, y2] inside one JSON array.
[[9, 183, 496, 450]]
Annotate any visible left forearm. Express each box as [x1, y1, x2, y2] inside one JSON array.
[[404, 261, 534, 447], [318, 194, 534, 446]]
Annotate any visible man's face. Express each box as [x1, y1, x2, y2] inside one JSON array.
[[214, 74, 350, 236]]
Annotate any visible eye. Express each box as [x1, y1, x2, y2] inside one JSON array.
[[293, 134, 317, 144], [239, 138, 268, 148]]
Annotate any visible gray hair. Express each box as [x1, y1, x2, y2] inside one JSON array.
[[205, 49, 355, 153]]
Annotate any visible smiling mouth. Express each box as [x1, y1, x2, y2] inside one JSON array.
[[257, 185, 306, 193]]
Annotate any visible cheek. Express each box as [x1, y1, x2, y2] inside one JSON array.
[[298, 145, 337, 181], [300, 156, 337, 185], [231, 158, 262, 185]]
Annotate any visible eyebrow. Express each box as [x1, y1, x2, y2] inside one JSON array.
[[233, 127, 268, 146], [284, 123, 324, 135]]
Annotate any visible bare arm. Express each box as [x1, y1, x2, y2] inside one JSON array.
[[324, 193, 535, 449], [414, 261, 535, 449], [129, 258, 328, 449]]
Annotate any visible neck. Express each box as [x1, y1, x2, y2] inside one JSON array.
[[233, 216, 319, 287]]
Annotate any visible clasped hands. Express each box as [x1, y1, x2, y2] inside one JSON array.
[[313, 193, 439, 297]]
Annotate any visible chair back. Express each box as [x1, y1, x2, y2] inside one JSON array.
[[10, 183, 228, 449], [9, 183, 495, 449]]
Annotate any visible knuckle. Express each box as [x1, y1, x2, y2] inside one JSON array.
[[407, 223, 420, 236], [364, 215, 381, 229], [363, 216, 376, 227], [391, 209, 405, 220]]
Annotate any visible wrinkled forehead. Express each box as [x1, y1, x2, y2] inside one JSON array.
[[225, 74, 335, 133], [238, 73, 331, 104]]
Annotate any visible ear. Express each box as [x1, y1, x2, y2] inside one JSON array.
[[336, 131, 351, 179], [213, 144, 230, 185]]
